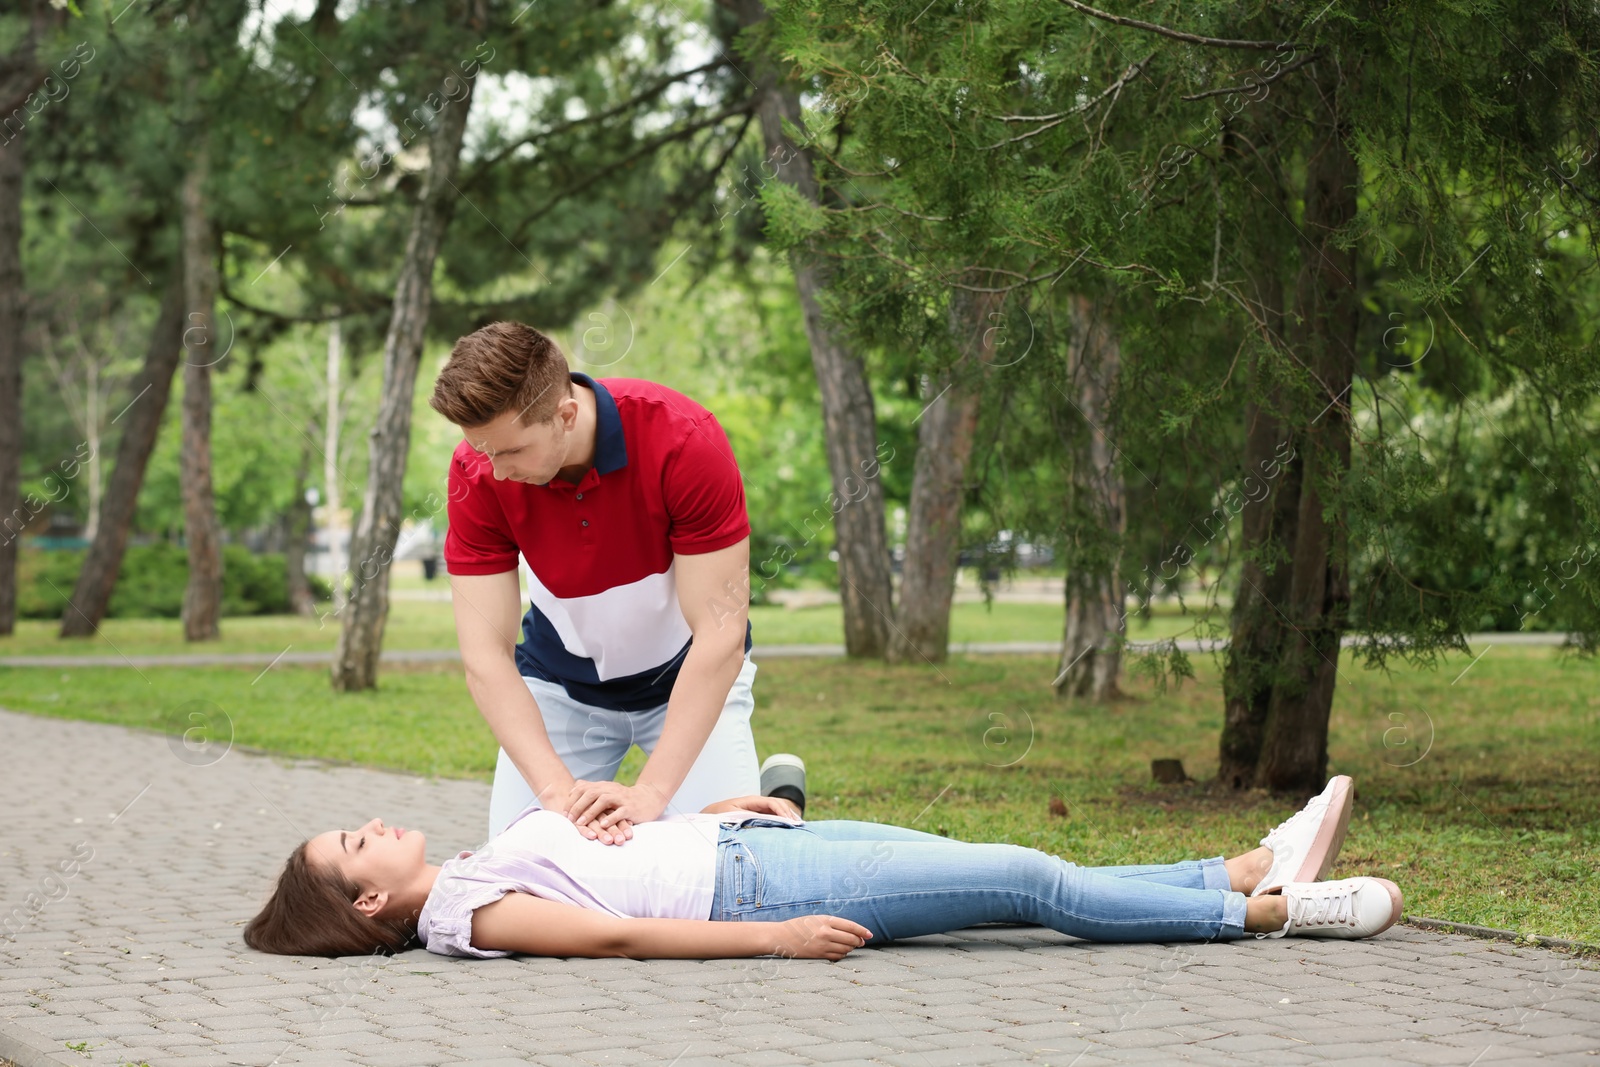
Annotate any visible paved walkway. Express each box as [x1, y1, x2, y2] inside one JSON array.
[[1, 708, 1596, 1067]]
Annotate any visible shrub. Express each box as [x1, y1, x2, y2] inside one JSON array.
[[17, 543, 331, 620]]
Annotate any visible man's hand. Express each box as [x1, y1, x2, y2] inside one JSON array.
[[539, 779, 634, 845], [564, 780, 667, 843], [537, 779, 577, 811], [701, 795, 802, 821]]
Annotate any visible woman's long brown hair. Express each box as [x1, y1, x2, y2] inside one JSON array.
[[244, 842, 416, 957]]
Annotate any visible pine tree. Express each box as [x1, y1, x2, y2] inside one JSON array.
[[765, 0, 1600, 791], [0, 0, 70, 635]]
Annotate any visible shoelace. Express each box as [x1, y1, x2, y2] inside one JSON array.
[[1289, 886, 1355, 929]]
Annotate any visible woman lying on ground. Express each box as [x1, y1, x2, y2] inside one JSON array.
[[244, 775, 1400, 960]]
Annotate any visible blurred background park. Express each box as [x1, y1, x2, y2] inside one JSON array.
[[0, 0, 1597, 941]]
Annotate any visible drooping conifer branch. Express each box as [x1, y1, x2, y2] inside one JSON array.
[[1055, 0, 1297, 52]]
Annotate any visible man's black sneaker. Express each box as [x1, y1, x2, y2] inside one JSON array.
[[760, 753, 806, 814]]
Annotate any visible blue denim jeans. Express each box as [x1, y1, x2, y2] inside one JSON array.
[[709, 819, 1248, 944]]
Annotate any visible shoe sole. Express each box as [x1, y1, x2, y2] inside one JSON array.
[[1290, 774, 1354, 884]]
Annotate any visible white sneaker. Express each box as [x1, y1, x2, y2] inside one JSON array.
[[1251, 775, 1354, 897], [1258, 877, 1403, 939]]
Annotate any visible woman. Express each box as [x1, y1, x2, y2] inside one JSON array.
[[244, 775, 1400, 960]]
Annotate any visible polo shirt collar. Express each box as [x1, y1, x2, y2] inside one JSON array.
[[573, 372, 628, 475]]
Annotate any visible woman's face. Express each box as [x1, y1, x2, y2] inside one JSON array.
[[307, 818, 427, 898]]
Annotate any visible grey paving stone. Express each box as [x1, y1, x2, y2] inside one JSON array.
[[875, 1047, 1016, 1067], [1505, 1033, 1600, 1056], [1395, 1042, 1509, 1065], [725, 1051, 816, 1067], [1198, 1033, 1302, 1053]]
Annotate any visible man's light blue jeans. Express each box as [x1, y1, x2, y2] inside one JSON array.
[[710, 818, 1248, 943]]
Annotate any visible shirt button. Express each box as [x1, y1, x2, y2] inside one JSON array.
[[581, 520, 589, 527], [575, 493, 583, 500]]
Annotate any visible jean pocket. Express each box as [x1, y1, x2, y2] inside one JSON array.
[[730, 839, 763, 910]]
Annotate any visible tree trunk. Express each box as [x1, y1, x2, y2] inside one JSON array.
[[1252, 73, 1359, 794], [887, 287, 996, 664], [60, 278, 186, 636], [285, 435, 315, 617], [324, 314, 346, 613], [718, 0, 894, 658], [331, 59, 477, 691], [0, 0, 63, 635], [83, 358, 102, 542], [179, 139, 224, 642], [1054, 294, 1126, 702], [0, 92, 25, 635], [1217, 271, 1300, 789]]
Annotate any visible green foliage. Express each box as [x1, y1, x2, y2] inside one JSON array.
[[1348, 383, 1600, 642], [756, 181, 831, 251], [755, 0, 1600, 668], [16, 0, 1600, 684], [15, 544, 330, 620]]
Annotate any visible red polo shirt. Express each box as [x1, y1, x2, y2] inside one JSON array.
[[443, 374, 752, 710]]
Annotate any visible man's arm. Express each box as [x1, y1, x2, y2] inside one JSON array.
[[563, 537, 752, 830], [470, 892, 870, 959], [450, 571, 581, 817]]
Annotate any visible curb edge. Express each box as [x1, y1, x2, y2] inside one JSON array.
[[0, 1020, 78, 1067], [1403, 914, 1600, 956]]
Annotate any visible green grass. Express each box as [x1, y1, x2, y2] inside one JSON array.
[[2, 643, 1595, 942], [0, 597, 1201, 657]]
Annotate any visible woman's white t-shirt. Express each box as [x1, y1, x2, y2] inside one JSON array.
[[416, 806, 785, 958]]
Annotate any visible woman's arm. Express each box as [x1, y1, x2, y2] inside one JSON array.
[[470, 892, 869, 960], [700, 795, 801, 819]]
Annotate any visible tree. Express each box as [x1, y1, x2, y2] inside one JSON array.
[[764, 0, 1600, 794], [55, 0, 292, 638], [176, 155, 225, 640], [284, 429, 317, 617], [35, 287, 142, 542], [888, 286, 996, 663], [331, 0, 485, 691], [0, 0, 68, 635], [715, 0, 896, 658], [209, 0, 770, 686], [1214, 2, 1600, 791], [1055, 293, 1126, 701], [58, 279, 185, 636], [173, 0, 249, 642]]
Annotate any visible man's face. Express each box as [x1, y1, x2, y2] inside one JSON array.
[[463, 402, 575, 486]]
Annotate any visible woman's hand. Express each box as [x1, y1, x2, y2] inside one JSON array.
[[537, 779, 634, 845], [772, 915, 873, 960], [701, 795, 802, 820]]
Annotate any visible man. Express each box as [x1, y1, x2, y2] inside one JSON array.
[[429, 321, 798, 843]]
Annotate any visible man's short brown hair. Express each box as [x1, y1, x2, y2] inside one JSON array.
[[429, 321, 573, 427]]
